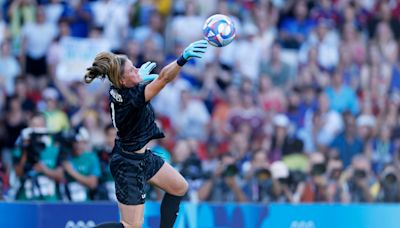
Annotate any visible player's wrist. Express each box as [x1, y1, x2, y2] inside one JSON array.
[[177, 55, 188, 66]]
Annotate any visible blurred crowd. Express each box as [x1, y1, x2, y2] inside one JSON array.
[[1, 0, 400, 204]]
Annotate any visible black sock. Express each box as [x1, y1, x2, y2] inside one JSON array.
[[160, 193, 183, 228], [94, 222, 124, 228]]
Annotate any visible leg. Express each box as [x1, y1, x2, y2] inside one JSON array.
[[109, 152, 148, 228], [118, 202, 144, 228], [148, 163, 188, 228], [148, 162, 188, 196]]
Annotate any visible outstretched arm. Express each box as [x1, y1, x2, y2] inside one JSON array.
[[144, 40, 208, 102], [144, 61, 180, 102]]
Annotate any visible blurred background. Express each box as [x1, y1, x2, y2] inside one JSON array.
[[1, 0, 400, 227]]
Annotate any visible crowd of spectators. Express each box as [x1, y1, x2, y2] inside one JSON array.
[[1, 0, 400, 204]]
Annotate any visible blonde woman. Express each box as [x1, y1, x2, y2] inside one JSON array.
[[85, 40, 208, 228]]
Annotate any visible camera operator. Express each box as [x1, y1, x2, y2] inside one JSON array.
[[62, 127, 101, 202], [376, 164, 400, 202], [179, 152, 208, 202], [270, 161, 295, 202], [242, 150, 288, 203], [197, 153, 247, 202], [92, 124, 117, 201], [169, 139, 207, 202], [13, 112, 63, 201], [339, 154, 375, 203], [297, 152, 330, 202], [325, 158, 344, 202]]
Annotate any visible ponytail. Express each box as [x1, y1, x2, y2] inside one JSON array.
[[84, 52, 126, 88]]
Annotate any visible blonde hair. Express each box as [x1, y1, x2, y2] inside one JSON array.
[[84, 52, 127, 88]]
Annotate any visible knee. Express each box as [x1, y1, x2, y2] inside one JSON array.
[[175, 179, 189, 196]]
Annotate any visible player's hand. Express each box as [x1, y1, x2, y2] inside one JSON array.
[[138, 61, 158, 81], [182, 40, 208, 60]]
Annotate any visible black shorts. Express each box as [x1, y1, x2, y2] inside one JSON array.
[[110, 148, 165, 205], [25, 55, 47, 77]]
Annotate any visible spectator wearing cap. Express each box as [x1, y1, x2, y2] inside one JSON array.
[[269, 160, 293, 202], [41, 87, 70, 133], [356, 114, 376, 156], [62, 127, 101, 202]]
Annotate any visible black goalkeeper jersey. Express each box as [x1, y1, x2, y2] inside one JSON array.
[[109, 81, 165, 152]]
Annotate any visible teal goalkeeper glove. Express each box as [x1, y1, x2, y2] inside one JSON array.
[[177, 40, 208, 66], [138, 61, 158, 81]]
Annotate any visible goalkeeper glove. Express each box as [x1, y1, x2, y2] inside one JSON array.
[[177, 40, 208, 66], [138, 61, 158, 81]]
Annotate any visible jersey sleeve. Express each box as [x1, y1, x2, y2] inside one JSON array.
[[127, 81, 150, 108]]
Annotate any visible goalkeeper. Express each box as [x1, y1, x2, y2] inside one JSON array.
[[84, 40, 208, 228]]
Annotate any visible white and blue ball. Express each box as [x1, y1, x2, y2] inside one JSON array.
[[203, 14, 236, 47]]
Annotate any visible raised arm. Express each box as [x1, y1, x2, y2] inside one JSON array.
[[144, 40, 208, 102]]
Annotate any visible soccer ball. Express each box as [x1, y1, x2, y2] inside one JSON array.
[[202, 14, 236, 47]]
